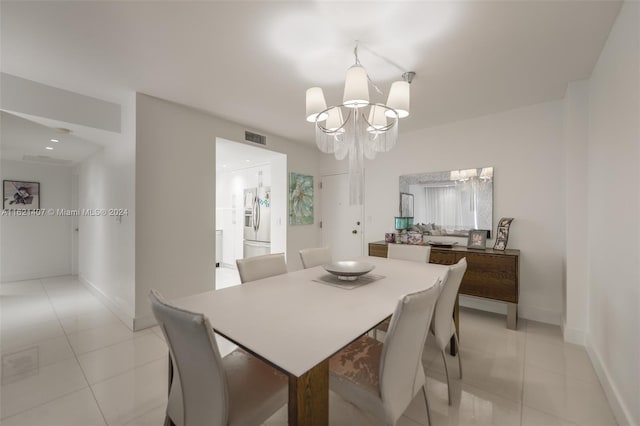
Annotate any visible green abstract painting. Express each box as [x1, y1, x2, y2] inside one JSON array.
[[289, 173, 313, 225]]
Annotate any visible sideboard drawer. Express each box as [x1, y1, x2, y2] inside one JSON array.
[[368, 243, 388, 258], [457, 254, 518, 303], [429, 250, 457, 265]]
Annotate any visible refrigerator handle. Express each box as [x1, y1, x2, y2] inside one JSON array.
[[256, 197, 260, 231], [253, 197, 259, 232]]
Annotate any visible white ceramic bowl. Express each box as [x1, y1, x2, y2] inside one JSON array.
[[323, 261, 375, 281]]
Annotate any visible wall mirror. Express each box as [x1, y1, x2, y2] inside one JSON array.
[[399, 167, 494, 237]]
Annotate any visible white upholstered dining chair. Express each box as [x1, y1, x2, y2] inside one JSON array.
[[149, 289, 287, 426], [387, 243, 431, 263], [329, 281, 442, 426], [431, 257, 467, 405], [236, 253, 287, 283], [376, 244, 432, 338], [298, 247, 332, 269]]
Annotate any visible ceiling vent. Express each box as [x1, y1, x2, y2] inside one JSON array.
[[23, 155, 73, 165], [245, 131, 266, 146]]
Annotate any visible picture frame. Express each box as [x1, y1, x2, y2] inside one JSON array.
[[400, 192, 414, 217], [467, 229, 487, 250], [493, 217, 514, 250], [289, 173, 314, 225], [3, 180, 40, 210]]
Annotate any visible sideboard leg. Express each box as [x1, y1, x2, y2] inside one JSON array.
[[507, 303, 518, 330]]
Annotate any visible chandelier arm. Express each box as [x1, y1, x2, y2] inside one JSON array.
[[360, 104, 400, 132], [315, 107, 352, 134]]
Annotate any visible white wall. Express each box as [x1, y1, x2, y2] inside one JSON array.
[[321, 101, 566, 324], [77, 94, 136, 327], [586, 3, 639, 425], [562, 80, 590, 344], [135, 93, 321, 327], [0, 160, 74, 281]]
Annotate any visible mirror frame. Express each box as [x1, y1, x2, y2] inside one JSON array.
[[399, 167, 494, 238]]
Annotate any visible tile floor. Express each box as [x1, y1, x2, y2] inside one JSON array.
[[0, 275, 617, 426]]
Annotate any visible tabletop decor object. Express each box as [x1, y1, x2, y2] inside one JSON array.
[[493, 218, 514, 250], [289, 173, 313, 225], [407, 231, 423, 245], [385, 233, 396, 243], [323, 260, 375, 281], [467, 229, 488, 250]]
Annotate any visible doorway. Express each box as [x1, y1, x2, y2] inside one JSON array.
[[215, 138, 287, 289], [321, 173, 364, 260]]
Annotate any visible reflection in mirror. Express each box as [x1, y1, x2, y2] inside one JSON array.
[[399, 167, 493, 237]]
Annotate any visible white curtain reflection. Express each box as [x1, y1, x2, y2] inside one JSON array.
[[423, 182, 475, 230]]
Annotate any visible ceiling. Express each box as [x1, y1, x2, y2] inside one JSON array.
[[0, 1, 622, 146], [0, 111, 101, 165]]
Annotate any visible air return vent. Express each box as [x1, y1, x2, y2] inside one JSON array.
[[245, 131, 266, 146]]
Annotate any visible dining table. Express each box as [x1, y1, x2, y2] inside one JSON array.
[[173, 255, 450, 426]]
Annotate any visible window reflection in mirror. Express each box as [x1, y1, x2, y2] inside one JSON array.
[[399, 167, 493, 237]]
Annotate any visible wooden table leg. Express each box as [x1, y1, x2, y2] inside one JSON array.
[[288, 359, 329, 426], [450, 294, 460, 356]]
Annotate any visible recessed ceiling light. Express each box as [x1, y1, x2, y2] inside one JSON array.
[[246, 160, 251, 163], [222, 164, 228, 168], [45, 146, 54, 150], [50, 139, 59, 143]]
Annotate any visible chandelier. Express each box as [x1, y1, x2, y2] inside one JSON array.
[[305, 44, 415, 205]]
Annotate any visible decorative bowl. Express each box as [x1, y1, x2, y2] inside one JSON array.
[[323, 261, 375, 281]]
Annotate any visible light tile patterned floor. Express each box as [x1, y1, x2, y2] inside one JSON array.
[[0, 275, 617, 426]]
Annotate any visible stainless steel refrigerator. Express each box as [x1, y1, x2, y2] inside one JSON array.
[[243, 186, 271, 258]]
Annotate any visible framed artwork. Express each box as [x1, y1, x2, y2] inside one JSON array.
[[3, 180, 40, 210], [400, 192, 414, 217], [467, 229, 487, 250], [493, 217, 514, 250], [289, 173, 313, 225]]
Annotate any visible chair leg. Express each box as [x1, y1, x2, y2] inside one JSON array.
[[422, 385, 432, 426], [441, 349, 452, 405], [454, 332, 462, 379]]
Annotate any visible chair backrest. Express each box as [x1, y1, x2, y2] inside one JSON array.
[[432, 258, 468, 350], [387, 244, 431, 263], [299, 247, 332, 269], [236, 253, 287, 283], [149, 290, 228, 426], [379, 280, 441, 424]]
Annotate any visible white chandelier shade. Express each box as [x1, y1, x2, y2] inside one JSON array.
[[343, 65, 370, 108], [305, 87, 328, 122], [386, 80, 410, 118], [306, 45, 414, 205]]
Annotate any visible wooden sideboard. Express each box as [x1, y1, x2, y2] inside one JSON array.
[[369, 241, 520, 329]]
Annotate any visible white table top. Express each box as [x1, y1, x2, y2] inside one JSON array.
[[174, 256, 449, 377]]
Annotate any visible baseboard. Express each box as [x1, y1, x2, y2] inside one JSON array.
[[585, 334, 636, 426], [133, 313, 157, 331], [561, 319, 586, 345], [518, 304, 561, 325], [78, 275, 135, 331], [1, 271, 72, 283], [460, 295, 561, 325]]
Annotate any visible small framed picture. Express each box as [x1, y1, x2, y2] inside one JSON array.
[[400, 192, 414, 217], [493, 217, 514, 250], [467, 229, 487, 250], [3, 180, 40, 210]]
